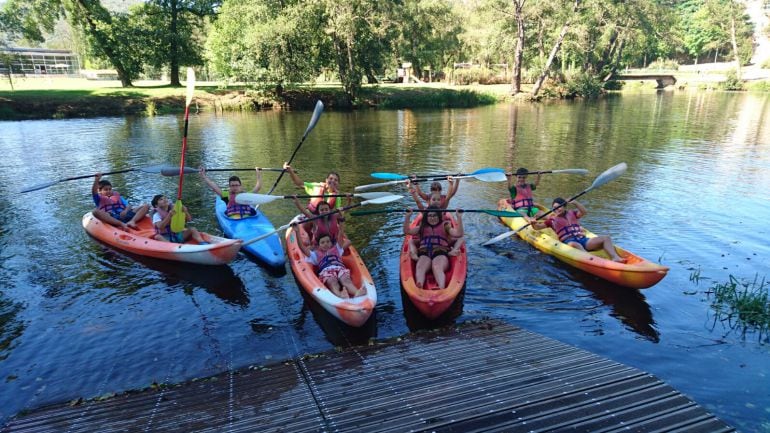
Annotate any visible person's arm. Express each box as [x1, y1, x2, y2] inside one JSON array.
[[414, 182, 429, 201], [156, 209, 173, 229], [182, 205, 193, 222], [506, 173, 513, 190], [198, 166, 223, 197], [448, 210, 464, 238], [292, 196, 313, 218], [92, 173, 101, 197], [409, 187, 426, 210], [403, 209, 419, 235], [251, 167, 263, 193], [572, 200, 586, 218], [445, 176, 460, 203], [296, 226, 312, 256], [283, 162, 304, 188], [532, 173, 542, 188], [531, 218, 548, 230], [337, 229, 352, 250]]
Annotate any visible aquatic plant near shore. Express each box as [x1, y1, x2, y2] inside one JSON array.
[[707, 274, 770, 340]]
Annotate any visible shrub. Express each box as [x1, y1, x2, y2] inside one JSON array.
[[646, 58, 679, 71], [747, 80, 770, 92], [720, 69, 745, 91], [564, 71, 603, 98]]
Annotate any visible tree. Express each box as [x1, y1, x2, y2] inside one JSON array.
[[532, 0, 581, 97]]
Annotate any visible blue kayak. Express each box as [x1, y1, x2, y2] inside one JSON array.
[[214, 198, 285, 268]]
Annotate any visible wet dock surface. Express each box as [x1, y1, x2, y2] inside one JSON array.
[[3, 320, 734, 432]]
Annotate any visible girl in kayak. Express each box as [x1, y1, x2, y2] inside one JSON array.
[[531, 198, 625, 262], [150, 194, 206, 244], [297, 232, 365, 299], [199, 166, 262, 218], [283, 163, 351, 212], [292, 196, 346, 246], [404, 207, 464, 289], [411, 177, 459, 208], [406, 185, 464, 258], [506, 167, 542, 221], [92, 173, 149, 230]]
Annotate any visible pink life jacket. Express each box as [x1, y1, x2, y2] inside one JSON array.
[[307, 184, 338, 214], [419, 221, 450, 255], [226, 194, 256, 218], [97, 191, 126, 217], [313, 214, 341, 245], [510, 184, 534, 209], [316, 246, 345, 271], [546, 210, 585, 242]]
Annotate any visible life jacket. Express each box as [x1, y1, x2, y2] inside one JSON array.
[[307, 184, 338, 214], [225, 194, 256, 218], [419, 220, 450, 256], [153, 207, 175, 239], [509, 183, 534, 209], [316, 247, 345, 271], [97, 191, 126, 217], [313, 214, 340, 245], [548, 210, 585, 242]]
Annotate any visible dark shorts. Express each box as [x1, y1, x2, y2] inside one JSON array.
[[418, 247, 448, 259], [562, 236, 589, 248], [110, 209, 136, 222], [168, 231, 185, 243]]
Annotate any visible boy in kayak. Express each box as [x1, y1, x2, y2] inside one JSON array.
[[404, 207, 464, 289], [150, 194, 206, 244], [199, 166, 262, 218], [506, 167, 542, 221], [92, 173, 149, 230], [530, 198, 625, 262], [283, 162, 351, 212], [296, 231, 365, 299]]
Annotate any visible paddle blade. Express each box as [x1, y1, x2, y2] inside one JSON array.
[[370, 172, 409, 180], [589, 162, 627, 191], [355, 191, 393, 200], [482, 230, 516, 246], [185, 68, 195, 106], [552, 168, 589, 175], [472, 171, 507, 182], [170, 200, 186, 233], [362, 194, 404, 205], [235, 193, 278, 206], [354, 180, 402, 191], [20, 180, 58, 193], [159, 166, 198, 176], [303, 100, 324, 137]]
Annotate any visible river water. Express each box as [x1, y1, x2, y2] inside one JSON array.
[[1, 91, 769, 431]]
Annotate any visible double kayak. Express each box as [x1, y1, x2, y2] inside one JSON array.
[[496, 199, 668, 289], [285, 215, 377, 327], [214, 198, 285, 267], [400, 214, 467, 319], [82, 212, 241, 265]]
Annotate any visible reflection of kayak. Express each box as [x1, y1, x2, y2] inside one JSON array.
[[496, 199, 668, 289], [285, 215, 376, 327], [400, 214, 467, 319], [214, 198, 285, 267], [82, 212, 241, 265]]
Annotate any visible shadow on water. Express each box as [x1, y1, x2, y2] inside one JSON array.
[[242, 252, 288, 278], [401, 286, 466, 332], [566, 269, 659, 342], [295, 283, 378, 347]]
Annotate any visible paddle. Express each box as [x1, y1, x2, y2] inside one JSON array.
[[350, 208, 524, 218], [171, 68, 196, 233], [482, 162, 627, 246], [242, 194, 403, 246], [370, 167, 504, 180], [235, 191, 392, 206], [264, 100, 325, 197], [20, 164, 169, 193], [355, 170, 507, 192], [157, 166, 293, 176], [506, 168, 589, 176]]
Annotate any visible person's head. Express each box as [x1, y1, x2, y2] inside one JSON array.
[[515, 167, 528, 183], [428, 192, 443, 208], [316, 201, 332, 215], [316, 233, 333, 251], [552, 197, 567, 215], [429, 182, 442, 194], [325, 172, 340, 190], [97, 179, 113, 195], [228, 176, 243, 194], [151, 194, 169, 209], [421, 206, 444, 229]]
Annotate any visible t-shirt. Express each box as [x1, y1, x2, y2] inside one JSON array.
[[305, 245, 345, 266]]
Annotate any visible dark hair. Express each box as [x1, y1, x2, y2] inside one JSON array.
[[430, 181, 442, 191], [315, 201, 332, 215], [515, 167, 528, 176], [151, 194, 164, 207], [228, 176, 242, 184], [97, 180, 112, 189], [552, 197, 567, 209], [419, 206, 444, 231], [327, 172, 340, 181], [316, 233, 332, 244]]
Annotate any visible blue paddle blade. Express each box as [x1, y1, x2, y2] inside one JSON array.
[[370, 172, 409, 180], [470, 167, 505, 175]]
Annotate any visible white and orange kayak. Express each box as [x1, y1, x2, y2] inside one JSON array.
[[285, 215, 376, 327], [400, 213, 467, 319], [82, 212, 241, 265]]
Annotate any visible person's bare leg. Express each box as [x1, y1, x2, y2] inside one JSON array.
[[432, 256, 449, 289], [93, 209, 128, 230], [415, 256, 431, 289]]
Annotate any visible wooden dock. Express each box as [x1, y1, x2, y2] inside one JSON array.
[[3, 320, 733, 432]]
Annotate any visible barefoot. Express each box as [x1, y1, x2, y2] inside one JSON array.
[[612, 256, 627, 263], [416, 281, 423, 289], [126, 221, 139, 230], [448, 248, 460, 257]]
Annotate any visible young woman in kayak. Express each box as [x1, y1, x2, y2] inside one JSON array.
[[291, 196, 346, 246], [199, 166, 262, 218], [92, 173, 149, 230], [506, 167, 542, 221], [404, 207, 464, 290], [406, 187, 464, 258], [296, 232, 365, 299], [150, 194, 206, 244], [283, 162, 351, 212], [530, 198, 625, 262]]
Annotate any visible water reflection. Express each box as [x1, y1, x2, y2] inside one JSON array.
[[401, 287, 465, 331], [297, 288, 377, 347]]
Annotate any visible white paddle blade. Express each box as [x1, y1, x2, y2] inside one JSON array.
[[589, 162, 627, 191], [235, 193, 279, 206], [472, 171, 508, 182], [362, 194, 404, 205], [482, 230, 516, 246], [354, 180, 402, 191], [304, 101, 324, 136], [185, 68, 195, 106], [553, 168, 589, 175], [355, 191, 393, 200]]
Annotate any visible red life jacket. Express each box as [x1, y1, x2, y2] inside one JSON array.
[[316, 246, 345, 271], [307, 184, 338, 214], [419, 222, 450, 256], [547, 210, 585, 242], [313, 214, 341, 245], [509, 184, 534, 209], [97, 191, 126, 217], [153, 207, 175, 239], [226, 194, 256, 218]]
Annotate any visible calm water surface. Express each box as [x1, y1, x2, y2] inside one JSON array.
[[1, 92, 769, 432]]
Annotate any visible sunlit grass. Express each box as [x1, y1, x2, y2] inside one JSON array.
[[708, 274, 770, 340]]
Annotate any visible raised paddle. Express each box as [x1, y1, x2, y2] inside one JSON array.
[[234, 191, 392, 206], [482, 162, 628, 246], [355, 170, 507, 192], [506, 168, 589, 176], [158, 166, 293, 176], [350, 208, 524, 218], [171, 68, 196, 233], [370, 167, 504, 180], [264, 100, 324, 198], [20, 164, 169, 193], [242, 194, 404, 246]]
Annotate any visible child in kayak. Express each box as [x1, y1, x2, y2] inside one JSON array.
[[404, 207, 464, 290], [411, 177, 459, 208], [407, 179, 464, 258], [296, 231, 365, 299], [283, 163, 352, 212], [506, 167, 542, 221], [150, 194, 207, 244], [199, 166, 262, 218], [292, 196, 346, 246], [530, 198, 625, 262], [92, 173, 149, 230]]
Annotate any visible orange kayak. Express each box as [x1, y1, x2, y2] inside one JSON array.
[[82, 212, 241, 265], [496, 199, 668, 289], [285, 216, 376, 327], [400, 214, 467, 319]]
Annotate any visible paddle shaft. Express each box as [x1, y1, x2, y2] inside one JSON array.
[[351, 208, 522, 217], [177, 104, 191, 200]]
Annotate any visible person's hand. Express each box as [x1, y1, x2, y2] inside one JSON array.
[[95, 172, 102, 179], [406, 208, 413, 216], [456, 208, 464, 215], [448, 176, 454, 184], [346, 193, 353, 198], [198, 166, 206, 176], [255, 166, 261, 172], [283, 162, 291, 170]]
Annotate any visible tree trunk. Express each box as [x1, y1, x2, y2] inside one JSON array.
[[510, 0, 525, 94], [72, 0, 133, 87], [730, 14, 741, 76], [169, 0, 181, 87], [532, 0, 579, 97]]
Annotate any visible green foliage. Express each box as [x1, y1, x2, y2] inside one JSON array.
[[451, 67, 506, 85], [720, 68, 745, 90], [646, 58, 680, 71], [746, 80, 770, 92], [709, 275, 770, 339], [563, 71, 603, 98], [762, 58, 770, 69]]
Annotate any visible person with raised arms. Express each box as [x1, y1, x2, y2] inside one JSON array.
[[91, 173, 149, 230], [292, 196, 346, 247], [403, 207, 464, 290], [199, 166, 262, 218], [506, 167, 542, 221], [296, 231, 365, 299], [283, 162, 351, 212]]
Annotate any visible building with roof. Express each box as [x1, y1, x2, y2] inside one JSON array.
[[0, 47, 81, 76]]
